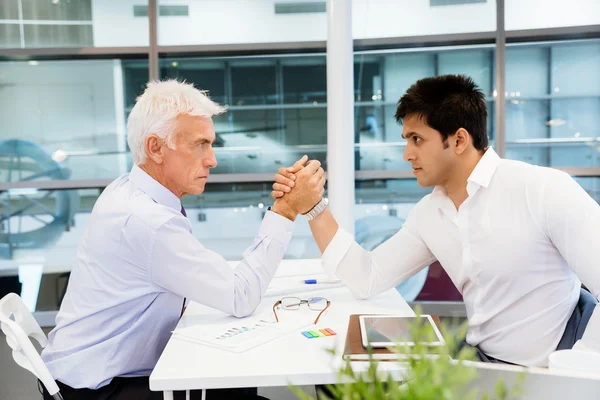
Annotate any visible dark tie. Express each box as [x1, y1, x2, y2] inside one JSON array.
[[180, 205, 187, 317]]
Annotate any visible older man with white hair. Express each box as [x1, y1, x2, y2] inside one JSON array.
[[40, 80, 325, 400]]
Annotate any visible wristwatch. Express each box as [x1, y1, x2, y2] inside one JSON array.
[[303, 198, 329, 221]]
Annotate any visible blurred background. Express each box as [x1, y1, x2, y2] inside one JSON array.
[[0, 0, 599, 329]]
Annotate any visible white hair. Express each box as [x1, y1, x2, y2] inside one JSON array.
[[127, 79, 226, 165]]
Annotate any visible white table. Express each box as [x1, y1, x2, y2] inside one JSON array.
[[150, 259, 414, 399]]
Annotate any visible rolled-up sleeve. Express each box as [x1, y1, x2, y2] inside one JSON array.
[[150, 210, 294, 317]]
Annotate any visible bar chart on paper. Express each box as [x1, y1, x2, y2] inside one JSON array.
[[172, 310, 311, 353]]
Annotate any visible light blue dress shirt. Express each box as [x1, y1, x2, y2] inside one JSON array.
[[41, 165, 295, 389]]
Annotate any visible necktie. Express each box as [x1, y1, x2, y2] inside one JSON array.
[[180, 205, 187, 317]]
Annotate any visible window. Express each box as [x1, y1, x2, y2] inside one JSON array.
[[505, 39, 600, 167], [160, 55, 328, 174], [0, 59, 148, 181]]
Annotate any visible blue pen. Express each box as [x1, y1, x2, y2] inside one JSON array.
[[303, 279, 342, 284]]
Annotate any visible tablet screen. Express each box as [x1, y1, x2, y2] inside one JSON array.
[[362, 316, 441, 345]]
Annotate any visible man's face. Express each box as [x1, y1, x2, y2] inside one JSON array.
[[162, 114, 217, 197], [402, 114, 455, 188]]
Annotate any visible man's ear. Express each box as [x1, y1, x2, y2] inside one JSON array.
[[453, 128, 470, 155], [145, 134, 165, 164]]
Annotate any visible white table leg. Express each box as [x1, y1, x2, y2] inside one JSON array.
[[163, 391, 174, 400]]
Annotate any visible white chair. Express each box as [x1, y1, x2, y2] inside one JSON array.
[[0, 293, 63, 400]]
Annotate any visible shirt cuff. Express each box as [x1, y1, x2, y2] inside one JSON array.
[[259, 210, 295, 247], [321, 227, 354, 277]]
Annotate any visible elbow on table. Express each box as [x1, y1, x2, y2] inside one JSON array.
[[232, 298, 260, 318], [349, 285, 373, 301]]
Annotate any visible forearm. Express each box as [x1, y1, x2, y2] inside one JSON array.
[[271, 199, 297, 221], [320, 222, 435, 299], [232, 210, 295, 317], [308, 208, 339, 253]]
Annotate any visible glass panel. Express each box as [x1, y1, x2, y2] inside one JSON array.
[[23, 24, 93, 48], [123, 59, 151, 117], [282, 57, 326, 104], [21, 0, 93, 21], [0, 0, 18, 19], [382, 52, 436, 102], [161, 58, 226, 104], [0, 59, 148, 182], [437, 49, 494, 96], [506, 0, 600, 31], [356, 104, 406, 171], [210, 109, 326, 174], [158, 55, 327, 174], [0, 24, 21, 49], [506, 46, 548, 97], [356, 46, 495, 171], [552, 42, 600, 96], [505, 40, 600, 167], [355, 56, 381, 102], [231, 60, 277, 106]]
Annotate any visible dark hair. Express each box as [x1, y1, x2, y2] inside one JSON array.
[[395, 74, 488, 151]]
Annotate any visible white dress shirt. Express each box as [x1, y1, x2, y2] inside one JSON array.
[[323, 148, 600, 367], [41, 165, 294, 389]]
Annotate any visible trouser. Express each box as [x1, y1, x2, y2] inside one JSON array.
[[40, 376, 265, 400]]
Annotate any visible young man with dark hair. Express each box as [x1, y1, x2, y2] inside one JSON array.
[[272, 74, 600, 366]]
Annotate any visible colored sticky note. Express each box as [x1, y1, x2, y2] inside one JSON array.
[[308, 330, 321, 337], [302, 331, 314, 338], [325, 328, 337, 336], [319, 329, 332, 336]]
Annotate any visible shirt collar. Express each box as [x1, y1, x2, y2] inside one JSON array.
[[430, 147, 500, 209], [467, 147, 501, 190], [128, 165, 182, 212]]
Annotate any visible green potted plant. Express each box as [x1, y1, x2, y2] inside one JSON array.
[[291, 311, 525, 400]]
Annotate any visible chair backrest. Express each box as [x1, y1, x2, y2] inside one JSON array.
[[0, 293, 61, 397]]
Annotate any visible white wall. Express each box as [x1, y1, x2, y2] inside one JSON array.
[[91, 0, 600, 48], [92, 0, 497, 47], [91, 0, 149, 47], [0, 59, 126, 179], [506, 0, 600, 31], [352, 0, 496, 39]]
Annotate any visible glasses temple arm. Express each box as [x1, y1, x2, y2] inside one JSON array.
[[273, 301, 281, 323], [313, 301, 331, 325]]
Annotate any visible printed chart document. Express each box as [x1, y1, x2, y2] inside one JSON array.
[[172, 309, 312, 353]]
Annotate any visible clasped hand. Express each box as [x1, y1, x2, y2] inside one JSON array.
[[271, 155, 325, 216]]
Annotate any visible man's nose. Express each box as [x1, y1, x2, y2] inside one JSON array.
[[204, 147, 217, 168], [403, 145, 414, 162]]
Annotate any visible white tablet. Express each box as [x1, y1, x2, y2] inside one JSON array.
[[359, 315, 445, 348]]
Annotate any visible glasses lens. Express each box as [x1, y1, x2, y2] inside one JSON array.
[[307, 297, 328, 311], [281, 297, 301, 309]]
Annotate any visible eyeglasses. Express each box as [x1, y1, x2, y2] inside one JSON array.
[[273, 296, 331, 325]]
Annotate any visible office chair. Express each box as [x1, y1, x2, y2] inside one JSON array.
[[0, 293, 63, 400]]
